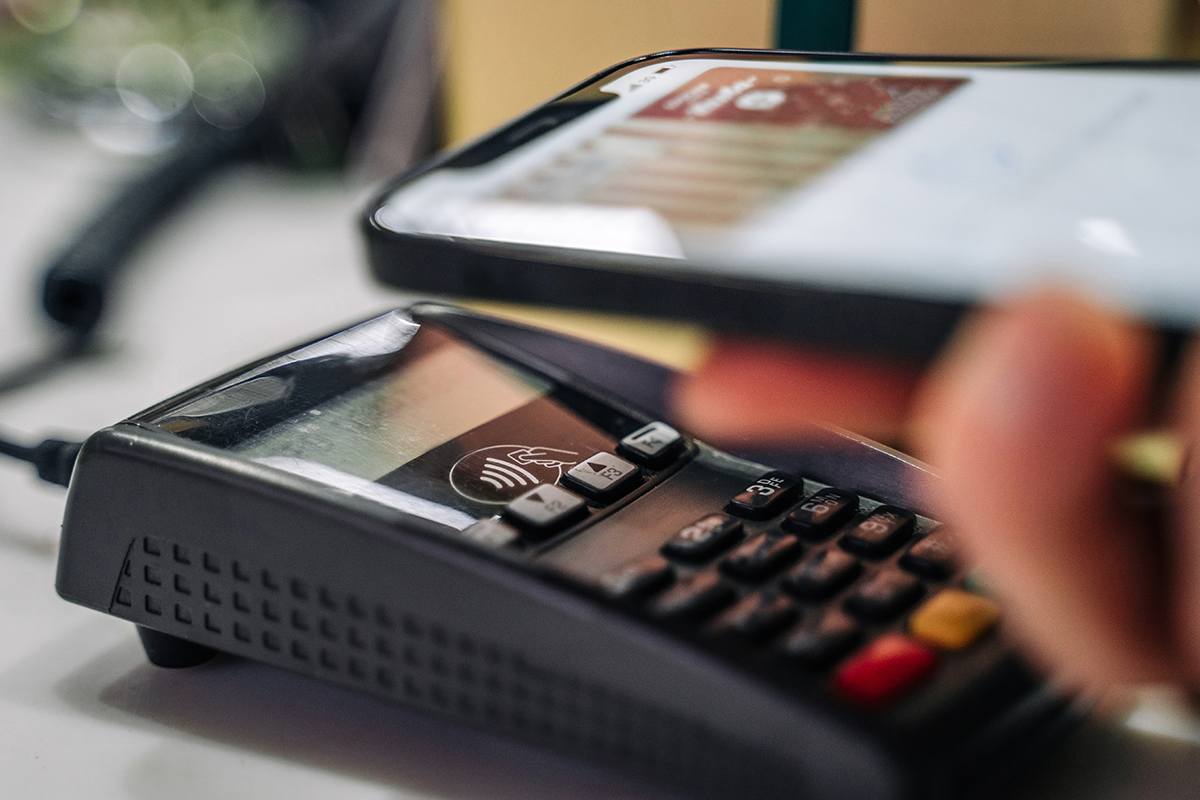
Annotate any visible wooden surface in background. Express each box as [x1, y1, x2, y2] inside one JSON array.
[[443, 0, 1189, 148], [441, 0, 773, 144], [857, 0, 1178, 57]]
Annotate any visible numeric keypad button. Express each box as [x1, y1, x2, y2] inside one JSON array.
[[783, 548, 862, 600], [840, 506, 915, 557], [834, 635, 937, 707], [909, 589, 1000, 650], [721, 533, 802, 580], [784, 488, 858, 539], [845, 569, 924, 621], [782, 610, 862, 668], [715, 592, 797, 641], [726, 471, 802, 519], [901, 528, 960, 579], [653, 572, 736, 621], [661, 514, 743, 561], [599, 555, 674, 600]]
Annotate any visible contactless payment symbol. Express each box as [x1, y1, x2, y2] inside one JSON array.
[[450, 445, 580, 504]]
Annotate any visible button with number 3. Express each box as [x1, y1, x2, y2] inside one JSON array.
[[726, 471, 802, 519]]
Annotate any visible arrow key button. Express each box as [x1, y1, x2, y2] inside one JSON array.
[[504, 484, 587, 536], [563, 451, 641, 501]]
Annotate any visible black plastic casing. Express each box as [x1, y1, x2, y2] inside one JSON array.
[[56, 304, 1072, 798], [362, 48, 1196, 364]]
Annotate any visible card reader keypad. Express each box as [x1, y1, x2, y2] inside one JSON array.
[[595, 466, 990, 710], [486, 437, 985, 711]]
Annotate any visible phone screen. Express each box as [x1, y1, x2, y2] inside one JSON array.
[[375, 55, 1200, 326]]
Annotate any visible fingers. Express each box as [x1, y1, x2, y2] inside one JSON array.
[[671, 339, 921, 444], [913, 290, 1181, 687]]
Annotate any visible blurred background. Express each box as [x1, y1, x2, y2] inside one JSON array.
[[2, 3, 1200, 797], [10, 0, 1191, 168]]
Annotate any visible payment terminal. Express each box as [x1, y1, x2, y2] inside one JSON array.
[[55, 304, 1073, 799]]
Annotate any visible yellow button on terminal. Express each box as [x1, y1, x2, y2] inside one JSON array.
[[910, 589, 1000, 650]]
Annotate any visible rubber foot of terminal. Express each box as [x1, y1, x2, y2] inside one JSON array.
[[137, 625, 217, 668]]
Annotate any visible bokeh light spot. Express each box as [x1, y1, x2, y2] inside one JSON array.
[[115, 43, 194, 123]]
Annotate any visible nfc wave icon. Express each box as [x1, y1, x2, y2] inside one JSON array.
[[450, 444, 579, 504], [479, 457, 539, 491]]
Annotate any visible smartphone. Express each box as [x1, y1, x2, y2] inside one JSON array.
[[363, 49, 1200, 361]]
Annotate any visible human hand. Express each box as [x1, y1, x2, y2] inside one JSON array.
[[672, 289, 1199, 690]]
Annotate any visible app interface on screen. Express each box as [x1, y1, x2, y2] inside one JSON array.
[[501, 67, 965, 234]]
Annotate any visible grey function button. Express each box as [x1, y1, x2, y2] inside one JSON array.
[[503, 484, 587, 536], [563, 451, 640, 500], [618, 421, 682, 465], [461, 517, 521, 548]]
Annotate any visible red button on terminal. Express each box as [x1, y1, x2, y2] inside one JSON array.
[[834, 634, 936, 707]]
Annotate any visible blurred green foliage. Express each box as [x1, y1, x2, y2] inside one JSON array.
[[0, 0, 303, 103]]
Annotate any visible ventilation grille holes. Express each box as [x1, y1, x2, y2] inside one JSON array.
[[110, 535, 786, 795]]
